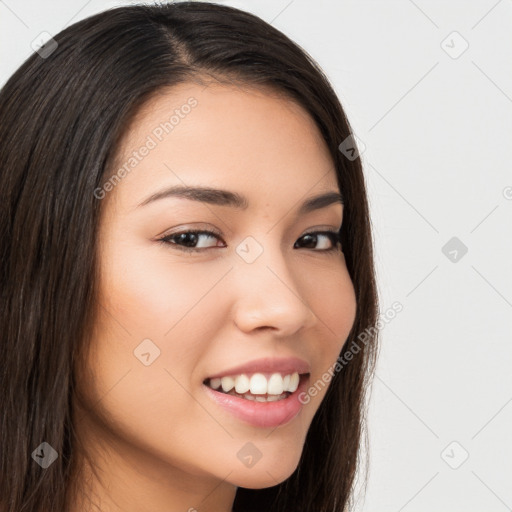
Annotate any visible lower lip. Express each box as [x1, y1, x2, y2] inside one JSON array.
[[203, 374, 309, 428]]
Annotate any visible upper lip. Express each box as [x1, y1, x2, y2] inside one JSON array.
[[205, 356, 311, 380]]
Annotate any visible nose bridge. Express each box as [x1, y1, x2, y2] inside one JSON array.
[[230, 233, 316, 334]]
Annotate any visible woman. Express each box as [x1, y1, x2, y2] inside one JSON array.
[[0, 2, 379, 511]]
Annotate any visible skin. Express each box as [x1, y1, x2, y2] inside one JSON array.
[[71, 80, 357, 512]]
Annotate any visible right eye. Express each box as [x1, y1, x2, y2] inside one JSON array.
[[157, 229, 225, 253]]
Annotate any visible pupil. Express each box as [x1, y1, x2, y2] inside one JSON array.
[[180, 233, 197, 247], [302, 233, 316, 248]]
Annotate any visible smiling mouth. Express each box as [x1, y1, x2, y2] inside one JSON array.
[[203, 372, 309, 402]]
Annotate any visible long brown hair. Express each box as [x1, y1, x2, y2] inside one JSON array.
[[0, 3, 379, 511]]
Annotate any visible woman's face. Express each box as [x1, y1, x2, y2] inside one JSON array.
[[76, 81, 356, 505]]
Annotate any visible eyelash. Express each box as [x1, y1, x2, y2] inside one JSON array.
[[157, 229, 342, 254]]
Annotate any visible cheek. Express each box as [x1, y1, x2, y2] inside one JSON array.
[[301, 262, 357, 403], [79, 244, 234, 472], [99, 237, 228, 337], [305, 260, 357, 345], [89, 233, 237, 394], [92, 245, 236, 410]]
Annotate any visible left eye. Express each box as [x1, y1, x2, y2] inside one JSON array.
[[157, 229, 342, 253]]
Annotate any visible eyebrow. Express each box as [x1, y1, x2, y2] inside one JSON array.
[[136, 185, 344, 215]]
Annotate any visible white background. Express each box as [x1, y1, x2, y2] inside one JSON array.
[[1, 1, 511, 511]]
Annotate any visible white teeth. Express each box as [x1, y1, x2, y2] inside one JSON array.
[[288, 372, 300, 393], [209, 371, 302, 395], [267, 373, 284, 395], [234, 374, 250, 394], [210, 377, 222, 390], [249, 373, 267, 394], [221, 376, 235, 393]]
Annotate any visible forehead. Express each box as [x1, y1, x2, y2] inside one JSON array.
[[105, 81, 338, 213]]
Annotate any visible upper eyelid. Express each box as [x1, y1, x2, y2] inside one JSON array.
[[158, 228, 341, 250], [159, 227, 340, 241], [159, 221, 342, 237]]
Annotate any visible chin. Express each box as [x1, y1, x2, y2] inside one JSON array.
[[228, 454, 301, 489]]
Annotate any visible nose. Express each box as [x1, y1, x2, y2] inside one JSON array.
[[230, 244, 317, 337]]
